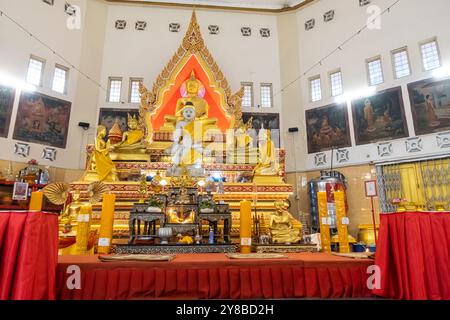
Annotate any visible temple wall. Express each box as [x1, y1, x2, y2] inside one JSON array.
[[281, 0, 450, 172], [0, 0, 108, 170]]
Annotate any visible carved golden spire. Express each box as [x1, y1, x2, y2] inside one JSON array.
[[139, 10, 244, 129]]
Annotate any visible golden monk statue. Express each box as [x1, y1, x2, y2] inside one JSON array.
[[253, 129, 279, 176], [85, 125, 118, 182], [114, 114, 145, 150], [162, 71, 218, 132], [269, 201, 302, 244]]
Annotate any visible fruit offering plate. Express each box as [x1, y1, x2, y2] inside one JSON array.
[[98, 254, 175, 262], [225, 253, 288, 259]]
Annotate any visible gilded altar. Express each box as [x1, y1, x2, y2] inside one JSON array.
[[71, 11, 297, 247]]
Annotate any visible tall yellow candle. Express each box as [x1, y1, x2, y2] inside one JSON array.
[[29, 191, 44, 211], [97, 194, 116, 254], [317, 191, 331, 253], [240, 200, 252, 254], [334, 190, 350, 253], [76, 204, 92, 254]]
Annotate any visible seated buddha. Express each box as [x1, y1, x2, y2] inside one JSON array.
[[161, 71, 218, 133], [113, 113, 146, 151], [253, 129, 279, 176]]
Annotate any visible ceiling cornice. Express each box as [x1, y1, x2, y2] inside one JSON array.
[[104, 0, 317, 14]]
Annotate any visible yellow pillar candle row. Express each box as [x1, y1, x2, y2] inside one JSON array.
[[317, 191, 331, 253], [334, 190, 350, 253], [98, 194, 116, 254], [76, 204, 92, 254], [240, 200, 252, 254], [29, 191, 44, 211]]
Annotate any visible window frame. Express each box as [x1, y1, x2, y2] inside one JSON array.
[[107, 77, 123, 103], [27, 55, 46, 87], [241, 82, 254, 108], [391, 46, 411, 79], [366, 55, 384, 86], [309, 75, 322, 102], [52, 64, 69, 94], [419, 37, 441, 72], [328, 69, 343, 97], [129, 77, 143, 104], [260, 83, 273, 108]]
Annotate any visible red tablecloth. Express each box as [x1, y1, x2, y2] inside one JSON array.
[[0, 211, 58, 300], [373, 211, 450, 300], [56, 253, 373, 300]]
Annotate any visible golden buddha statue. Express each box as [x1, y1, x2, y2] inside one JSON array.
[[59, 190, 82, 234], [161, 71, 218, 132], [253, 129, 281, 183], [83, 125, 118, 182], [114, 114, 145, 150], [168, 208, 196, 224], [269, 201, 302, 244], [109, 114, 149, 161]]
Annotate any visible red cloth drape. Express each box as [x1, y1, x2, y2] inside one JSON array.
[[56, 253, 373, 300], [0, 211, 59, 300], [373, 212, 450, 300]]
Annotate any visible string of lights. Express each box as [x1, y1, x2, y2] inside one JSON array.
[[275, 0, 402, 97]]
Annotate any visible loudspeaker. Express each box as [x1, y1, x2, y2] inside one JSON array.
[[78, 122, 90, 130], [288, 127, 299, 133]]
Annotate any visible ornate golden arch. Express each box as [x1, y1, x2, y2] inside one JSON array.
[[138, 10, 244, 141]]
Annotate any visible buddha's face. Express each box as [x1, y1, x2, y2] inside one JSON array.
[[128, 118, 138, 130], [187, 80, 199, 94], [182, 107, 196, 121]]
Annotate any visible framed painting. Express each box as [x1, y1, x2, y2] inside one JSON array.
[[98, 108, 139, 135], [242, 112, 280, 148], [13, 91, 71, 148], [305, 103, 351, 154], [351, 87, 409, 145], [408, 77, 450, 135], [0, 85, 15, 138]]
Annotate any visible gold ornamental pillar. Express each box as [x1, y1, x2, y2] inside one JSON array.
[[317, 191, 331, 253], [334, 190, 350, 253]]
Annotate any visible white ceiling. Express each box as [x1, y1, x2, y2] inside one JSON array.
[[117, 0, 308, 10]]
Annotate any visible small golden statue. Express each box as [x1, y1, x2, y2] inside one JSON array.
[[269, 201, 302, 244], [253, 129, 281, 183], [82, 125, 118, 182], [138, 174, 148, 202], [114, 113, 145, 150], [168, 208, 196, 224]]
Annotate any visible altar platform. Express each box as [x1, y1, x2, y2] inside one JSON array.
[[56, 253, 374, 300]]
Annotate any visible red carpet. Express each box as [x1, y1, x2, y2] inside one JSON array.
[[56, 253, 374, 300]]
